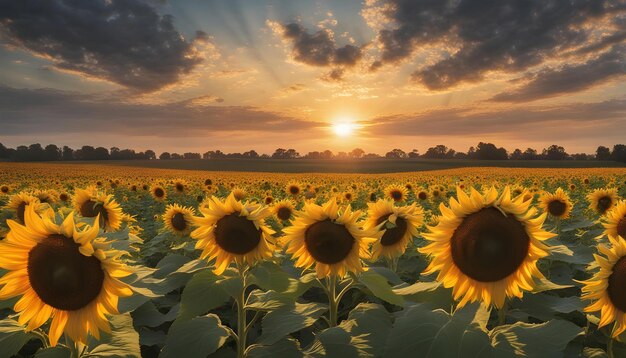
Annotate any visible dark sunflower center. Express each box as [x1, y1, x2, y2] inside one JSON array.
[[277, 207, 292, 221], [175, 183, 184, 192], [450, 207, 530, 282], [418, 192, 428, 200], [598, 196, 613, 214], [547, 200, 567, 217], [1, 186, 8, 193], [214, 214, 261, 255], [617, 216, 626, 239], [59, 194, 69, 202], [79, 200, 108, 228], [304, 219, 355, 264], [17, 202, 26, 223], [608, 256, 626, 312], [154, 188, 165, 198], [376, 214, 408, 247], [390, 190, 402, 201], [289, 186, 299, 195], [28, 234, 104, 311], [171, 212, 187, 231], [369, 193, 377, 201]]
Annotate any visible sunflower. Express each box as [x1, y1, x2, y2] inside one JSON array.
[[286, 182, 302, 196], [419, 187, 554, 308], [191, 193, 275, 275], [364, 199, 424, 260], [231, 188, 246, 201], [603, 200, 626, 239], [588, 188, 619, 216], [173, 180, 187, 193], [273, 199, 295, 222], [5, 192, 41, 223], [0, 205, 133, 346], [283, 199, 380, 278], [73, 187, 123, 232], [384, 185, 408, 202], [580, 235, 626, 337], [151, 185, 167, 201], [1, 185, 10, 194], [416, 189, 429, 201], [163, 204, 195, 235], [539, 188, 573, 219], [34, 189, 59, 205]]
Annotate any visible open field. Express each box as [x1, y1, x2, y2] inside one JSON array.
[[1, 163, 626, 357], [12, 158, 624, 174]]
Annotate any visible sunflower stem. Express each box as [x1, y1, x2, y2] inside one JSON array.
[[328, 275, 339, 327], [497, 301, 508, 326], [236, 263, 248, 358], [608, 336, 614, 358]]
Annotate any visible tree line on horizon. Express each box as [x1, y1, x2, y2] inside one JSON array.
[[1, 142, 625, 163]]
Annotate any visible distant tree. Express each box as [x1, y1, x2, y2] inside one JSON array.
[[611, 144, 626, 163], [159, 152, 171, 160], [510, 149, 523, 160], [0, 143, 8, 159], [454, 151, 468, 159], [322, 150, 333, 159], [336, 151, 349, 159], [171, 153, 182, 159], [145, 150, 156, 160], [542, 145, 568, 160], [423, 145, 453, 159], [385, 149, 407, 159], [596, 146, 611, 160], [350, 148, 365, 159], [522, 148, 539, 160], [94, 147, 110, 160], [303, 151, 321, 159], [571, 153, 591, 160], [44, 144, 61, 161], [184, 152, 201, 159], [271, 148, 286, 159], [243, 150, 259, 158], [408, 149, 420, 158], [363, 153, 381, 158], [62, 146, 74, 160], [474, 142, 508, 160]]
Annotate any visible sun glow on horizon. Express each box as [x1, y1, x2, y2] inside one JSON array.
[[332, 121, 357, 138]]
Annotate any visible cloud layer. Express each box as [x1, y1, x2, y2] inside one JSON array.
[[0, 0, 204, 91]]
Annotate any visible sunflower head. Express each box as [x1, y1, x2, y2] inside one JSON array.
[[286, 182, 302, 196], [73, 187, 123, 232], [539, 188, 573, 219], [273, 199, 295, 222], [191, 193, 275, 274], [417, 190, 429, 201], [420, 186, 554, 308], [1, 185, 10, 194], [603, 200, 626, 239], [151, 185, 167, 201], [174, 180, 186, 193], [364, 199, 424, 260], [163, 204, 195, 235], [384, 185, 408, 202], [231, 188, 246, 201], [580, 235, 626, 337], [283, 199, 380, 278], [588, 188, 619, 216], [5, 192, 41, 223], [0, 205, 133, 346]]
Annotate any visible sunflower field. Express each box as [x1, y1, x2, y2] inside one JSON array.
[[1, 162, 626, 358]]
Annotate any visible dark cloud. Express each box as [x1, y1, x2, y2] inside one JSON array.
[[492, 45, 626, 102], [365, 99, 626, 140], [279, 23, 363, 68], [0, 0, 204, 91], [0, 86, 319, 136], [371, 0, 625, 90]]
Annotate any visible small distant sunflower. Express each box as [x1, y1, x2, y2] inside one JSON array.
[[34, 189, 59, 205], [368, 192, 377, 202], [603, 201, 626, 239], [1, 185, 10, 194], [231, 188, 246, 201], [580, 235, 626, 337], [264, 196, 274, 205], [420, 187, 554, 308], [59, 193, 70, 203], [163, 204, 195, 235], [364, 199, 424, 260], [273, 199, 295, 222], [5, 192, 40, 223], [588, 188, 619, 216], [73, 187, 123, 232], [416, 190, 429, 201], [173, 180, 187, 193], [342, 191, 354, 202], [0, 205, 133, 346], [539, 188, 573, 219], [384, 185, 408, 202], [151, 185, 167, 201], [283, 199, 380, 278], [191, 193, 275, 274], [286, 182, 302, 196]]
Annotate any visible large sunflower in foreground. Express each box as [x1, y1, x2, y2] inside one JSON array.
[[191, 193, 275, 275], [5, 192, 41, 223], [364, 199, 424, 260], [419, 187, 554, 308], [588, 188, 619, 216], [538, 188, 573, 219], [603, 201, 626, 239], [283, 199, 380, 278], [580, 235, 626, 337], [163, 204, 195, 236], [73, 187, 123, 232], [0, 205, 133, 346]]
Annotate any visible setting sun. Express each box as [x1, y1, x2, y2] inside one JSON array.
[[332, 122, 356, 137]]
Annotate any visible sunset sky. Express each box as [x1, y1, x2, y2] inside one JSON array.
[[1, 0, 625, 155]]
